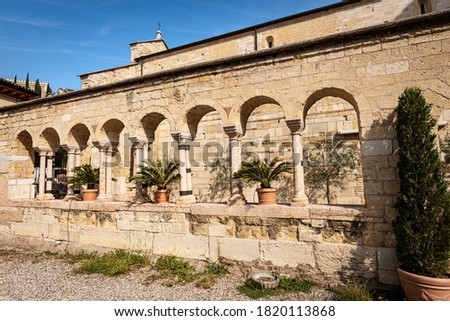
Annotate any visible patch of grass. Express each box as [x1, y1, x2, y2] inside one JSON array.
[[75, 249, 148, 276], [279, 277, 315, 293], [237, 278, 277, 299], [330, 281, 374, 301], [144, 256, 228, 288], [238, 276, 316, 299], [195, 262, 229, 289]]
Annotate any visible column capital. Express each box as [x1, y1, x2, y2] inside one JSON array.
[[60, 144, 78, 153], [92, 140, 118, 150], [129, 136, 153, 144], [171, 132, 194, 145], [223, 125, 243, 140], [286, 119, 305, 135], [33, 146, 51, 156]]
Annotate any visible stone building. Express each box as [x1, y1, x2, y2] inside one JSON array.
[[1, 0, 450, 287], [0, 78, 37, 107]]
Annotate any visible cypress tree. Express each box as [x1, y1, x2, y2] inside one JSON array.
[[13, 75, 17, 84], [393, 87, 450, 277], [46, 83, 52, 96], [34, 79, 42, 97], [25, 72, 30, 89]]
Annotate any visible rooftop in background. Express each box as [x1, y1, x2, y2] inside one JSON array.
[[0, 78, 37, 107]]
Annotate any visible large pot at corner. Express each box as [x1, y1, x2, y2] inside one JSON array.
[[396, 267, 450, 301]]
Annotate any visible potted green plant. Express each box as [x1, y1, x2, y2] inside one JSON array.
[[130, 158, 181, 203], [232, 157, 292, 205], [66, 163, 99, 201], [394, 87, 450, 300]]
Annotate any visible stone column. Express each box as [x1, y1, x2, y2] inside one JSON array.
[[46, 151, 54, 192], [286, 119, 309, 207], [171, 132, 196, 204], [61, 145, 77, 197], [75, 149, 82, 167], [142, 139, 154, 163], [223, 125, 246, 205], [129, 137, 147, 175], [93, 141, 117, 201], [105, 146, 114, 197], [34, 147, 54, 200]]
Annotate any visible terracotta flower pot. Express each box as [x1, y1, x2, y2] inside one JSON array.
[[154, 189, 170, 203], [256, 187, 277, 205], [81, 189, 98, 201], [396, 267, 450, 300]]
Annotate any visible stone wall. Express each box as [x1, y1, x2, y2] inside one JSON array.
[[80, 0, 450, 89], [0, 201, 398, 286]]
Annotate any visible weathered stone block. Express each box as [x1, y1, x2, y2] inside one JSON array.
[[153, 234, 209, 260], [260, 240, 315, 267], [218, 238, 259, 262], [315, 243, 376, 279], [80, 228, 129, 249], [11, 222, 49, 238]]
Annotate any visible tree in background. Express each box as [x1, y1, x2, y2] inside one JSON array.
[[25, 72, 30, 89], [46, 83, 52, 96], [13, 75, 17, 84], [303, 138, 359, 204], [34, 79, 42, 97]]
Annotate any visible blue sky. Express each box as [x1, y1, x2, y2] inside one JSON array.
[[0, 0, 340, 91]]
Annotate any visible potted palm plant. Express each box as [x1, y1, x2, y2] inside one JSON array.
[[232, 157, 292, 205], [130, 158, 181, 203], [66, 164, 99, 201], [394, 87, 450, 300]]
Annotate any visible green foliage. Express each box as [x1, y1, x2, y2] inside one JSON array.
[[304, 138, 359, 204], [232, 157, 292, 188], [75, 249, 148, 276], [394, 87, 450, 277], [144, 256, 228, 288], [25, 72, 29, 89], [279, 277, 315, 293], [130, 159, 180, 190], [330, 281, 374, 301], [237, 276, 316, 299], [46, 83, 52, 96], [34, 79, 42, 97], [66, 163, 99, 189]]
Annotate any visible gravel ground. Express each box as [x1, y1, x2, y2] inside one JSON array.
[[0, 247, 334, 301]]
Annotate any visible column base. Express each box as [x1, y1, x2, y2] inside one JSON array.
[[227, 195, 247, 206], [227, 179, 247, 206], [176, 195, 196, 204], [291, 195, 309, 207], [36, 193, 55, 200], [63, 194, 82, 201]]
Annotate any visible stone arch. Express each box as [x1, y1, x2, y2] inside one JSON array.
[[185, 104, 230, 203], [141, 112, 168, 139], [67, 123, 91, 147], [38, 127, 61, 151], [303, 87, 364, 205], [186, 105, 218, 135], [179, 99, 229, 134], [98, 118, 126, 143], [238, 96, 285, 135], [303, 87, 361, 129], [9, 130, 36, 199]]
